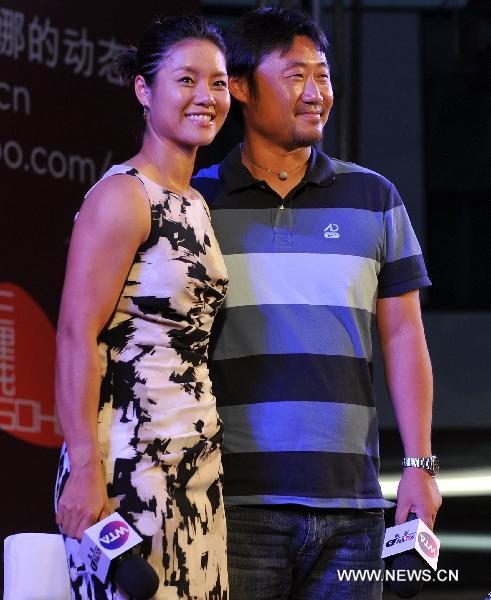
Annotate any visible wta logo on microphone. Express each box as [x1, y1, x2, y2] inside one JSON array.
[[99, 521, 130, 550], [79, 512, 143, 582], [382, 517, 440, 570], [417, 531, 439, 559]]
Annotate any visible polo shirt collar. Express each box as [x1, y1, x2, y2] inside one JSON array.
[[219, 144, 254, 193], [219, 143, 336, 193]]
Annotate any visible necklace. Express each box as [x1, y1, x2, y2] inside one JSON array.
[[241, 145, 308, 181]]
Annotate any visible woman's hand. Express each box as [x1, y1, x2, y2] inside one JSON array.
[[56, 460, 110, 540]]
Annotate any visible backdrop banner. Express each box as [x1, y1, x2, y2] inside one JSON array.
[[0, 0, 199, 584]]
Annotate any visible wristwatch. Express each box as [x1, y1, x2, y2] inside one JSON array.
[[402, 455, 440, 477]]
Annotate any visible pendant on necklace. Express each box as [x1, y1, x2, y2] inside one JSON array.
[[278, 171, 288, 181]]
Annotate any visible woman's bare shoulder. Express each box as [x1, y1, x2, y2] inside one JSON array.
[[76, 171, 151, 242]]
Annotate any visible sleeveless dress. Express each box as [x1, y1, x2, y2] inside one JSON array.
[[55, 165, 229, 600]]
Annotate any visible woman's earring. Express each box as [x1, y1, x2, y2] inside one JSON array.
[[143, 105, 149, 119]]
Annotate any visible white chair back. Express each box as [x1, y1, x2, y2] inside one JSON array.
[[3, 533, 70, 600]]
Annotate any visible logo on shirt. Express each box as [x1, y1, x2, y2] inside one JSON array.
[[324, 223, 340, 239]]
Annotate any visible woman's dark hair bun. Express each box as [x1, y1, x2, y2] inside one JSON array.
[[115, 46, 138, 87], [115, 15, 226, 89]]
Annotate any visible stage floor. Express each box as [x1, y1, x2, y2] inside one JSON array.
[[383, 591, 489, 599]]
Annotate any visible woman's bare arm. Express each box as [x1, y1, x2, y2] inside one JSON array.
[[55, 175, 150, 540]]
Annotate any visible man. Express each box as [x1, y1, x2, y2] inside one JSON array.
[[193, 7, 441, 600]]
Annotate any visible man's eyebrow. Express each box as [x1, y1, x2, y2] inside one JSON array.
[[282, 60, 329, 70]]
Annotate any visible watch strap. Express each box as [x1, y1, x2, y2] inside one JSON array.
[[402, 455, 439, 476]]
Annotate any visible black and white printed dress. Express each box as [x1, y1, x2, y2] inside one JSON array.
[[55, 165, 229, 600]]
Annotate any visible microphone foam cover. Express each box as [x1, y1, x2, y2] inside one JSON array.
[[115, 555, 159, 600], [388, 554, 424, 598]]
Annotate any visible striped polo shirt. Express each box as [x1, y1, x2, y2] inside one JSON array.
[[193, 144, 431, 509]]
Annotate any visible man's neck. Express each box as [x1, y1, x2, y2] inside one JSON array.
[[241, 137, 312, 199]]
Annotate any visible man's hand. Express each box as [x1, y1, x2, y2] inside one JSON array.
[[395, 467, 442, 530]]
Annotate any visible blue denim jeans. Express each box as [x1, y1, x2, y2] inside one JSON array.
[[225, 505, 385, 600]]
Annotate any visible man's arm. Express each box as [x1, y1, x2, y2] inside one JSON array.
[[377, 290, 442, 529]]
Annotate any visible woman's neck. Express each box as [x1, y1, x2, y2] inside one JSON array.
[[129, 134, 197, 195]]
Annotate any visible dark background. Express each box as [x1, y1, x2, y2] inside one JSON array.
[[1, 0, 490, 597]]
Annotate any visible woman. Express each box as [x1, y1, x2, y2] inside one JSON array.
[[54, 15, 230, 600]]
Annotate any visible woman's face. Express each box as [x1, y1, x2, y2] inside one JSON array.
[[140, 38, 229, 150]]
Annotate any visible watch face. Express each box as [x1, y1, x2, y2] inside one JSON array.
[[424, 456, 439, 476]]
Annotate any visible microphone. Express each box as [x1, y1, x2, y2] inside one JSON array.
[[79, 512, 159, 600], [114, 554, 160, 600], [382, 512, 440, 599]]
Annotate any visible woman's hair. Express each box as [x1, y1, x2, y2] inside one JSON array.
[[116, 14, 226, 87]]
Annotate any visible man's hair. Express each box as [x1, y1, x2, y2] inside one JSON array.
[[225, 7, 329, 94]]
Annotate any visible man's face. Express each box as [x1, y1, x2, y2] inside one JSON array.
[[242, 35, 333, 149]]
